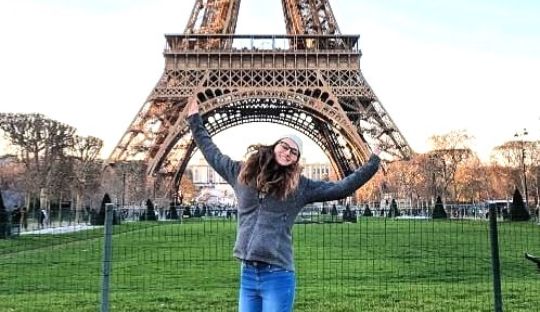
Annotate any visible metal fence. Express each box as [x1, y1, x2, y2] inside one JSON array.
[[1, 203, 539, 311]]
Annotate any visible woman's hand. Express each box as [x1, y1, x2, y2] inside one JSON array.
[[186, 97, 199, 116], [372, 145, 381, 156]]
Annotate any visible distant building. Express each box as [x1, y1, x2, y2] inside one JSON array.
[[301, 161, 331, 180], [0, 154, 25, 209], [187, 157, 231, 202], [188, 157, 227, 185], [186, 157, 333, 202], [0, 154, 19, 166]]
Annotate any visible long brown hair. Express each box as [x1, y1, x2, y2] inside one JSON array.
[[238, 142, 302, 200]]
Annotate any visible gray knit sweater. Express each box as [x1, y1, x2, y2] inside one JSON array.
[[188, 114, 381, 271]]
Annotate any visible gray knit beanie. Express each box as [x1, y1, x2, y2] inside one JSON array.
[[279, 134, 303, 155]]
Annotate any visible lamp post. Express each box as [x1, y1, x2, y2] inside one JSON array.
[[514, 128, 529, 212], [121, 170, 127, 208], [152, 173, 157, 202], [428, 154, 438, 205]]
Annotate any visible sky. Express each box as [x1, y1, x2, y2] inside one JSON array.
[[1, 0, 539, 163]]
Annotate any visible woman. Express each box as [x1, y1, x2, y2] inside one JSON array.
[[186, 97, 381, 312]]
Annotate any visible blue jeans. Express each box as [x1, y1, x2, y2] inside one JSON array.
[[239, 261, 296, 312]]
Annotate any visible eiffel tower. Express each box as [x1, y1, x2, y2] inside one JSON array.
[[107, 0, 412, 199]]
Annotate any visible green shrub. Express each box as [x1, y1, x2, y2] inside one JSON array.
[[0, 190, 10, 239], [388, 199, 400, 217], [363, 204, 373, 217], [510, 188, 530, 221], [140, 199, 158, 221], [432, 196, 447, 219]]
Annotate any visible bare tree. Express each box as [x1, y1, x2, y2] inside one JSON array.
[[125, 161, 148, 207], [453, 157, 489, 202], [0, 113, 76, 214], [530, 141, 540, 209], [484, 164, 514, 199], [179, 173, 197, 203], [405, 155, 433, 208], [492, 140, 536, 203], [0, 155, 24, 190], [355, 171, 383, 203], [102, 160, 147, 209], [492, 141, 523, 168], [383, 159, 424, 212], [429, 130, 474, 201], [70, 135, 103, 223], [48, 154, 75, 225], [414, 154, 437, 202]]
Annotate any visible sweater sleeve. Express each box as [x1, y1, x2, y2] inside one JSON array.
[[303, 154, 381, 204], [187, 114, 240, 186]]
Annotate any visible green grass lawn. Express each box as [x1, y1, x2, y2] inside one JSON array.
[[1, 218, 539, 311]]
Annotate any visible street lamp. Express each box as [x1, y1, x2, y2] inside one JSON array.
[[108, 162, 128, 208], [122, 170, 127, 208], [428, 154, 439, 203], [514, 128, 529, 212], [152, 173, 157, 202]]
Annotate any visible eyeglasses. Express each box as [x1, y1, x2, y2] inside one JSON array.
[[278, 141, 299, 158]]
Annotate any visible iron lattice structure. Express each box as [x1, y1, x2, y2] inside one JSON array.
[[107, 0, 413, 198]]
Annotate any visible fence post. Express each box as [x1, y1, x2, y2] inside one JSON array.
[[100, 204, 114, 312], [488, 206, 503, 312]]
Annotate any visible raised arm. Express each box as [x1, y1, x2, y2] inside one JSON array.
[[186, 98, 240, 185], [303, 151, 381, 204]]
